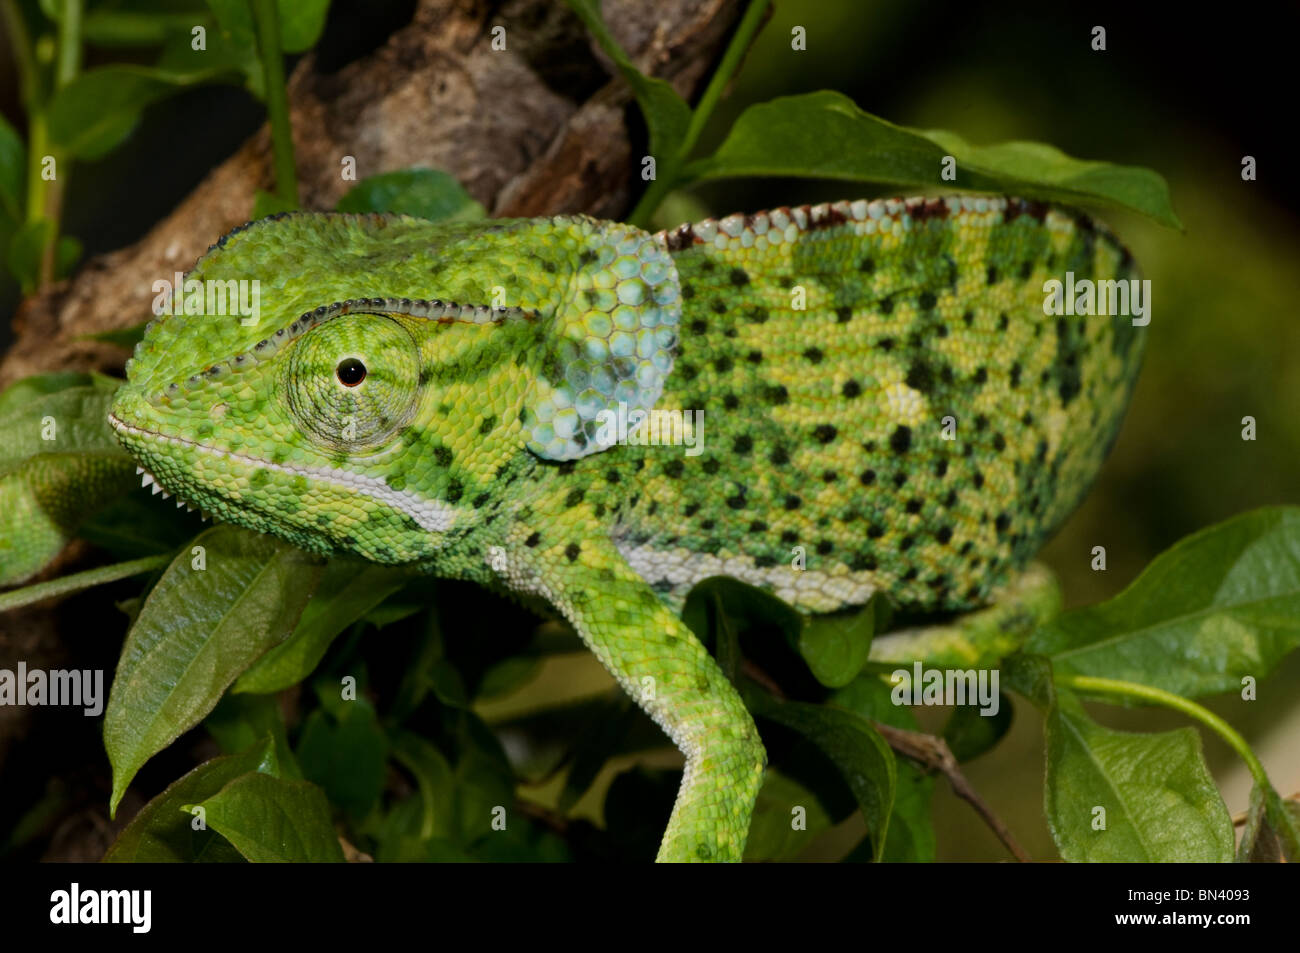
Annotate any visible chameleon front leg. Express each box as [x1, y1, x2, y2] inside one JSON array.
[[493, 528, 766, 862]]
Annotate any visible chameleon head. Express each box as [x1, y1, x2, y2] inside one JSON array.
[[107, 212, 681, 564]]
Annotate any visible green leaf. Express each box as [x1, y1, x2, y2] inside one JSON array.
[[563, 0, 690, 158], [188, 771, 344, 862], [103, 737, 278, 863], [943, 696, 1013, 762], [798, 597, 880, 688], [0, 374, 135, 585], [235, 560, 410, 693], [81, 321, 150, 350], [743, 768, 834, 861], [296, 693, 388, 820], [204, 693, 301, 779], [1027, 506, 1300, 699], [104, 525, 322, 814], [1044, 691, 1233, 862], [335, 168, 486, 223], [250, 188, 297, 220], [747, 692, 896, 861], [48, 65, 232, 159], [1262, 785, 1300, 862], [0, 114, 23, 224], [556, 694, 637, 813], [275, 0, 330, 53], [81, 7, 215, 47], [683, 91, 1180, 228]]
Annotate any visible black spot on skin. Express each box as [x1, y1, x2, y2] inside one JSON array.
[[700, 520, 715, 530], [578, 249, 597, 266], [565, 489, 585, 507], [1019, 260, 1033, 281], [729, 268, 750, 287], [986, 265, 998, 285], [995, 513, 1012, 535], [816, 540, 833, 555], [473, 492, 490, 508], [565, 542, 581, 561], [880, 297, 894, 315], [843, 379, 861, 398], [975, 414, 989, 432], [664, 459, 684, 478], [822, 470, 838, 483], [770, 446, 790, 465], [711, 300, 727, 315], [867, 524, 884, 539], [860, 258, 875, 273], [746, 350, 763, 364], [900, 536, 915, 551], [936, 526, 953, 544], [754, 555, 778, 568], [558, 461, 577, 475], [726, 494, 746, 510], [972, 367, 988, 385], [973, 471, 985, 489], [747, 307, 769, 323], [690, 319, 708, 334], [901, 568, 918, 582], [1022, 412, 1035, 426], [906, 360, 934, 392], [918, 291, 937, 311], [445, 479, 464, 503], [781, 530, 798, 544], [1010, 363, 1022, 388], [851, 553, 878, 572], [962, 310, 974, 327], [935, 459, 949, 477], [784, 494, 802, 511], [684, 502, 700, 516], [749, 520, 768, 533], [892, 472, 908, 488], [836, 306, 853, 323], [804, 347, 824, 364], [419, 369, 433, 386], [813, 424, 837, 444], [767, 384, 789, 405], [479, 415, 497, 435], [860, 469, 876, 486], [715, 355, 733, 373], [936, 324, 949, 338], [878, 337, 895, 351], [890, 426, 912, 454], [682, 283, 696, 299], [998, 313, 1009, 332], [606, 469, 620, 484], [702, 458, 720, 475], [943, 490, 958, 507], [434, 446, 453, 467], [993, 433, 1006, 452], [733, 435, 753, 454], [723, 393, 740, 409], [677, 362, 698, 382], [905, 499, 923, 514]]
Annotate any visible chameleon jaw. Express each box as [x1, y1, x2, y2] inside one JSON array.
[[107, 412, 460, 538]]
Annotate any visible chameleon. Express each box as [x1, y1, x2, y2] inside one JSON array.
[[106, 194, 1144, 862]]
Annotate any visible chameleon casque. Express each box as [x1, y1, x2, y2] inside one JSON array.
[[107, 194, 1144, 862]]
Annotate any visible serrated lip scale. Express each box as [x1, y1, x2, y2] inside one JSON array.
[[133, 464, 209, 520]]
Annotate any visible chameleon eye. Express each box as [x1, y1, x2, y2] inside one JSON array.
[[287, 313, 419, 453], [336, 357, 367, 387]]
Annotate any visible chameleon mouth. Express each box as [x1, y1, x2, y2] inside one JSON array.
[[134, 465, 205, 517], [107, 412, 459, 534]]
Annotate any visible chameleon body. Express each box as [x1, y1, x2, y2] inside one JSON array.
[[108, 195, 1144, 861]]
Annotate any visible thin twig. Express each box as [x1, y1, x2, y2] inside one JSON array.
[[872, 721, 1032, 862]]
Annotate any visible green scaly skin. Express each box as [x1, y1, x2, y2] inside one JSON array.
[[107, 195, 1144, 862]]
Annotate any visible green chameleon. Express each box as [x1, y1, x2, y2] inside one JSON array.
[[107, 194, 1143, 861]]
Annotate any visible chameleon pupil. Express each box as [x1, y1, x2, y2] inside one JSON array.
[[336, 357, 366, 387]]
